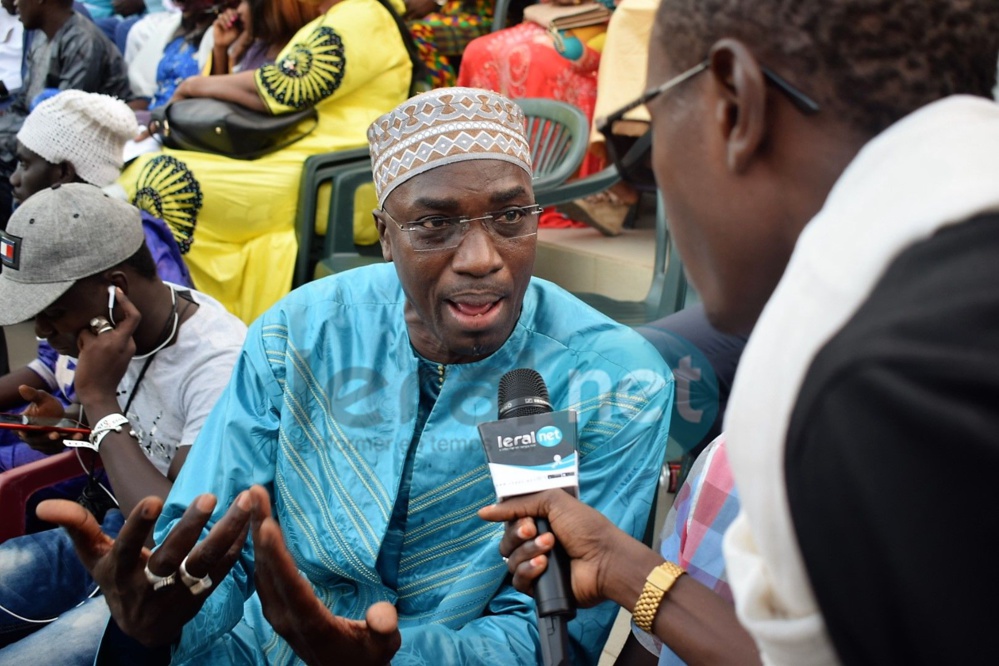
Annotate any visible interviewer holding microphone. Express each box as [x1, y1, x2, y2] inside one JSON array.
[[482, 0, 999, 664]]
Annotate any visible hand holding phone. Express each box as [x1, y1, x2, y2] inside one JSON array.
[[5, 386, 89, 454]]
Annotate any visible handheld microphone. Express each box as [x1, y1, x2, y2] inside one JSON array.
[[481, 368, 576, 666]]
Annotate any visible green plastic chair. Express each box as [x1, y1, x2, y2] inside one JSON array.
[[517, 98, 590, 192], [292, 147, 373, 288], [313, 161, 379, 281], [535, 129, 652, 207], [308, 98, 592, 281], [570, 193, 697, 326]]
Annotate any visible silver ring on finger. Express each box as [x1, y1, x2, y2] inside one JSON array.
[[89, 316, 114, 335], [179, 555, 213, 594], [502, 556, 509, 563], [144, 563, 177, 591]]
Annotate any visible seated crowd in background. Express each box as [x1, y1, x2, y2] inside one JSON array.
[[0, 0, 647, 321], [0, 0, 135, 225], [120, 0, 418, 322], [208, 0, 318, 74]]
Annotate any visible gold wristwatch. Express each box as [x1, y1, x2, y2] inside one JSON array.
[[632, 561, 686, 632]]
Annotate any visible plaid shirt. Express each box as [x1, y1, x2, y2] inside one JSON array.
[[633, 435, 741, 664]]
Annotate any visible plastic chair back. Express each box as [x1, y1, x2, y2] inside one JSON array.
[[571, 193, 695, 325], [516, 98, 590, 193], [314, 161, 379, 280], [293, 147, 372, 288], [0, 450, 101, 544], [492, 0, 511, 31]]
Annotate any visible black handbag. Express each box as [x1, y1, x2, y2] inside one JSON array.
[[151, 98, 319, 160]]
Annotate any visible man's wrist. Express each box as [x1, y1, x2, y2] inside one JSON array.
[[602, 538, 665, 611], [81, 397, 124, 424]]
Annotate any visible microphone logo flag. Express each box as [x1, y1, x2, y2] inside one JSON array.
[[478, 409, 578, 500]]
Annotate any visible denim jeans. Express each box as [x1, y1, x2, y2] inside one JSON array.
[[0, 509, 124, 662], [0, 596, 111, 665]]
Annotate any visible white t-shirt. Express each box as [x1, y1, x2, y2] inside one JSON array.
[[113, 286, 246, 475], [0, 10, 22, 92]]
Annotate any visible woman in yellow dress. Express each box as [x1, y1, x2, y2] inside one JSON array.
[[121, 0, 414, 323]]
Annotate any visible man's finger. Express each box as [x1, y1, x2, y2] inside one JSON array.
[[497, 516, 538, 558], [477, 492, 550, 524], [365, 601, 402, 658], [112, 287, 143, 337], [253, 515, 302, 593], [17, 384, 40, 403], [109, 497, 165, 568], [512, 554, 548, 596], [184, 490, 252, 580], [365, 602, 399, 637], [148, 494, 217, 576], [504, 532, 555, 571], [247, 484, 273, 526], [35, 499, 112, 569], [253, 514, 326, 620]]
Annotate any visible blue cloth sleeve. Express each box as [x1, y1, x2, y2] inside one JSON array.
[[154, 321, 282, 662]]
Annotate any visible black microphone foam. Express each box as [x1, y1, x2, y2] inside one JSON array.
[[498, 368, 552, 418]]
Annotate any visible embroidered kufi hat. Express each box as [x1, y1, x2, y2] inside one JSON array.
[[367, 87, 533, 207]]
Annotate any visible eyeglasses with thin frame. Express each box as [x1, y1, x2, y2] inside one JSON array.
[[383, 203, 545, 252], [595, 59, 821, 189], [598, 59, 820, 133]]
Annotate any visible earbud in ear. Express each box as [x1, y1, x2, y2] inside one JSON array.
[[107, 285, 118, 326]]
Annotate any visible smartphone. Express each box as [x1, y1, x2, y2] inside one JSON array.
[[0, 413, 91, 436]]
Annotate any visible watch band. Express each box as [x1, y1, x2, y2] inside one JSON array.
[[632, 561, 686, 633], [88, 413, 131, 452]]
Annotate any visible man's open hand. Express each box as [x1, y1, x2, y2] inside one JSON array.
[[248, 485, 401, 665], [36, 492, 251, 647]]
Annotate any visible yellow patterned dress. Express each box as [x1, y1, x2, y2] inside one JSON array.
[[120, 0, 412, 323]]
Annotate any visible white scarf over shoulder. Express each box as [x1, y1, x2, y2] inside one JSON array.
[[721, 96, 999, 665]]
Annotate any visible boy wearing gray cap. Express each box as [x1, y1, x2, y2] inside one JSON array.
[[0, 184, 245, 664], [0, 90, 192, 458]]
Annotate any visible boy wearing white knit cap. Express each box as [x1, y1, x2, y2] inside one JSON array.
[[12, 90, 142, 202], [11, 90, 137, 197]]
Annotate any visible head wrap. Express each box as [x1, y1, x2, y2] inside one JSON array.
[[367, 87, 533, 207], [17, 90, 137, 187]]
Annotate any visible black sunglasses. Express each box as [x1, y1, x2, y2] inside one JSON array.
[[596, 59, 821, 190]]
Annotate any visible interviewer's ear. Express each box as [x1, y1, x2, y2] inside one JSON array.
[[707, 39, 768, 174]]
